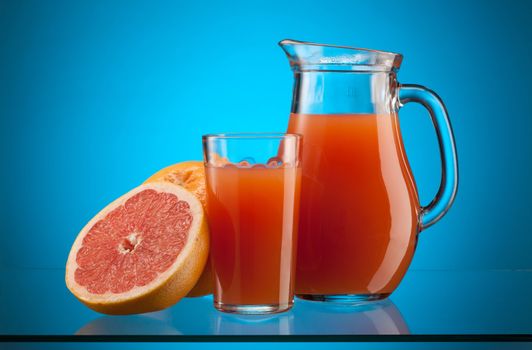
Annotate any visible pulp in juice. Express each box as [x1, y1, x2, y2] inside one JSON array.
[[205, 165, 301, 306], [287, 113, 419, 296]]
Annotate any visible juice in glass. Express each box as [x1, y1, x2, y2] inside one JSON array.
[[287, 113, 419, 298], [203, 133, 301, 314]]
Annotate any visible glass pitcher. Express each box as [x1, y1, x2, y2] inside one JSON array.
[[281, 39, 458, 303]]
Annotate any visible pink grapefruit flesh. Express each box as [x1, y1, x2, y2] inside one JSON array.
[[66, 182, 209, 315]]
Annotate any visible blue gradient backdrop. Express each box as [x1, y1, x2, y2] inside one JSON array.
[[1, 0, 531, 273]]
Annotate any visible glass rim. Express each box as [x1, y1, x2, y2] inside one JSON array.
[[202, 132, 301, 140]]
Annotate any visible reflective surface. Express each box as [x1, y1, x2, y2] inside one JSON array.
[[1, 268, 531, 336]]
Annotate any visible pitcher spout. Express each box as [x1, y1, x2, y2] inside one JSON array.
[[279, 39, 402, 72]]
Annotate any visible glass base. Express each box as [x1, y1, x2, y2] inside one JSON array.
[[214, 302, 293, 315], [296, 293, 390, 304]]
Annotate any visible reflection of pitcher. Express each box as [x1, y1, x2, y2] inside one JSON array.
[[292, 299, 409, 335], [281, 40, 458, 302]]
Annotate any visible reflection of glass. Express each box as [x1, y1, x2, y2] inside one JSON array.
[[76, 310, 180, 335], [291, 299, 409, 335], [214, 313, 294, 335], [203, 133, 302, 315]]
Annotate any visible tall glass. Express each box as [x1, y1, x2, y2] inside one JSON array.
[[203, 133, 302, 314]]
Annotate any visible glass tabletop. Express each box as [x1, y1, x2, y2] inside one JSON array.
[[1, 268, 531, 339]]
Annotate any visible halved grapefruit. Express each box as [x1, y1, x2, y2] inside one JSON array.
[[144, 161, 213, 297], [65, 182, 209, 315]]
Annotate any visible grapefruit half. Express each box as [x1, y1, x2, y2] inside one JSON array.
[[65, 182, 209, 315], [144, 161, 213, 297]]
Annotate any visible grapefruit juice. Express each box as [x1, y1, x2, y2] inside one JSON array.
[[205, 164, 301, 311], [287, 113, 420, 298]]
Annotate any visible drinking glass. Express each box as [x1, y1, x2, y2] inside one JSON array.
[[202, 133, 302, 314]]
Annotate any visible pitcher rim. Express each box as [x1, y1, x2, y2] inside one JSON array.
[[279, 39, 402, 57], [279, 38, 403, 72]]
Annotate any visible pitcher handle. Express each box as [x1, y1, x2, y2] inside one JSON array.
[[398, 84, 458, 231]]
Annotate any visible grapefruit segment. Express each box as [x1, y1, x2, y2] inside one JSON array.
[[66, 182, 209, 315], [144, 161, 213, 297]]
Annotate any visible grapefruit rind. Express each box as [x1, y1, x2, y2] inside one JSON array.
[[65, 182, 209, 315], [144, 161, 206, 207]]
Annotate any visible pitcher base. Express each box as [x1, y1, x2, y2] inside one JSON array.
[[296, 293, 390, 304]]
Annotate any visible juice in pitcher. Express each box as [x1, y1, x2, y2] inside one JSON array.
[[287, 113, 419, 298]]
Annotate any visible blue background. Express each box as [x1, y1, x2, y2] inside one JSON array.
[[1, 1, 532, 348], [1, 0, 531, 273]]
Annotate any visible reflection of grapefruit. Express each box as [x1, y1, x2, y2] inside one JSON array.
[[144, 161, 213, 297], [76, 314, 180, 335], [65, 182, 209, 315]]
